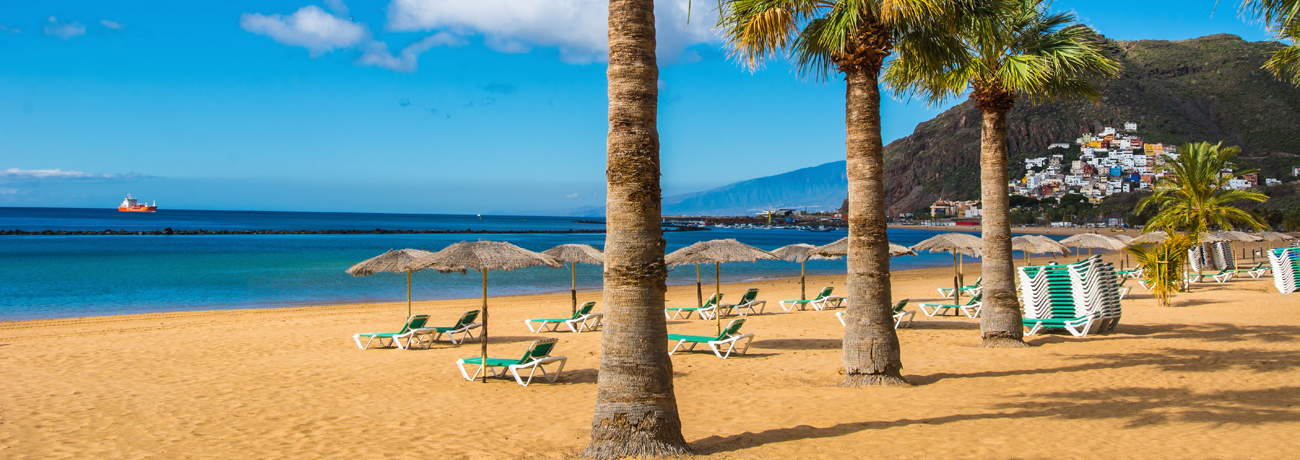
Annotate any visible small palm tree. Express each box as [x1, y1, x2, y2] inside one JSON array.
[[1238, 0, 1300, 85], [586, 0, 689, 457], [1137, 142, 1269, 236], [717, 0, 968, 386], [1126, 233, 1194, 308], [885, 0, 1119, 347]]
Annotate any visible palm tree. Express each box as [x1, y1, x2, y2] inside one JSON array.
[[1238, 0, 1300, 85], [585, 0, 690, 457], [885, 0, 1119, 348], [1137, 142, 1269, 236], [717, 0, 965, 386]]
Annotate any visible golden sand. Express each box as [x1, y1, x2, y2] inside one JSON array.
[[2, 253, 1298, 459]]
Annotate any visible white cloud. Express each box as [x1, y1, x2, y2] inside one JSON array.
[[0, 25, 20, 34], [0, 188, 18, 194], [387, 0, 718, 64], [565, 193, 579, 198], [357, 31, 463, 72], [101, 20, 126, 30], [324, 0, 350, 16], [241, 5, 367, 57], [1, 168, 153, 180], [44, 16, 85, 40]]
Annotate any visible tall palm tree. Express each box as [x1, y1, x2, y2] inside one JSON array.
[[886, 0, 1119, 348], [585, 0, 690, 457], [718, 0, 964, 386], [1136, 142, 1269, 236], [1239, 0, 1300, 85]]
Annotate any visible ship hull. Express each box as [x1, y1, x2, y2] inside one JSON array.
[[118, 206, 157, 212]]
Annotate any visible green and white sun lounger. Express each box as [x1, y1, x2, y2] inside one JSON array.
[[918, 292, 983, 318], [455, 338, 568, 386], [938, 276, 982, 298], [667, 318, 754, 359], [835, 299, 915, 329], [780, 286, 840, 311], [525, 301, 603, 333], [666, 293, 723, 320], [722, 288, 768, 316], [353, 314, 430, 350], [410, 310, 482, 346]]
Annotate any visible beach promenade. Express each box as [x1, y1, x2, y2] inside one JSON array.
[[2, 253, 1297, 458]]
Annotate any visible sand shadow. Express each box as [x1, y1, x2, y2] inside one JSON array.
[[752, 338, 842, 350], [691, 385, 1300, 454], [907, 319, 980, 330]]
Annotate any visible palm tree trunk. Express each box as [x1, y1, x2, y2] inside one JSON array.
[[976, 106, 1028, 348], [840, 65, 907, 387], [586, 0, 689, 457]]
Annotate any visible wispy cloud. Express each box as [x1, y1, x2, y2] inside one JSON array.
[[241, 6, 367, 57], [324, 0, 350, 16], [1, 168, 154, 180], [564, 193, 580, 198], [0, 188, 18, 194], [0, 25, 20, 34], [387, 0, 718, 64], [357, 31, 463, 72], [100, 20, 126, 30], [44, 16, 85, 40]]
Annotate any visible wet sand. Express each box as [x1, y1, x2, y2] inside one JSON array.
[[2, 253, 1297, 458]]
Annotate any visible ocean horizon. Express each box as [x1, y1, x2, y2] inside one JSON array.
[[0, 207, 981, 322]]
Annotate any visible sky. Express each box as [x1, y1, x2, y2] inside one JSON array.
[[0, 0, 1278, 214]]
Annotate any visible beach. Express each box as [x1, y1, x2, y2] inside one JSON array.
[[2, 253, 1298, 459]]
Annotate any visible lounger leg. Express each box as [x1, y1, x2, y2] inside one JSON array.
[[1024, 321, 1044, 336], [668, 339, 686, 355], [901, 311, 916, 328], [353, 334, 365, 349]]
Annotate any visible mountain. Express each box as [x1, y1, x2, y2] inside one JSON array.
[[661, 161, 848, 216], [881, 34, 1300, 213]]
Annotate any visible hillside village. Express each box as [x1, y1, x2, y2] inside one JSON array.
[[1007, 123, 1284, 202]]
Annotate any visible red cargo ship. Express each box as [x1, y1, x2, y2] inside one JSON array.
[[118, 194, 157, 212]]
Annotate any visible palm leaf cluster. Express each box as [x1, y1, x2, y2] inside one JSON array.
[[1240, 0, 1300, 85], [1125, 233, 1194, 307], [885, 0, 1119, 107], [1136, 142, 1269, 236]]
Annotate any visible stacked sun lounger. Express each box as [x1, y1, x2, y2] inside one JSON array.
[[1018, 256, 1122, 337], [1268, 247, 1299, 293]]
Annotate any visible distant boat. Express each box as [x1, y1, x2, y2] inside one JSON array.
[[806, 226, 835, 232], [118, 194, 157, 212]]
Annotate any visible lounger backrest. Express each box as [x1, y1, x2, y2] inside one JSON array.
[[576, 301, 596, 317], [814, 286, 834, 300], [452, 310, 480, 329], [965, 292, 983, 306], [400, 315, 431, 334], [703, 293, 724, 308], [738, 289, 758, 304], [519, 338, 559, 364], [719, 318, 746, 339], [892, 299, 909, 313]]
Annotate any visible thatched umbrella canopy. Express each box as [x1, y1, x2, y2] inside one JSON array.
[[1212, 231, 1262, 242], [1128, 231, 1168, 245], [1110, 234, 1135, 244], [404, 241, 561, 383], [542, 244, 605, 315], [911, 233, 983, 303], [1060, 233, 1127, 259], [1255, 231, 1295, 242], [806, 237, 917, 258], [666, 239, 778, 334], [1011, 235, 1069, 265], [772, 243, 838, 301], [346, 249, 464, 317]]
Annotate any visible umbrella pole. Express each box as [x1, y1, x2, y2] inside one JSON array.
[[696, 263, 702, 308], [570, 263, 577, 316], [959, 254, 965, 288], [480, 270, 488, 384], [406, 271, 413, 318], [953, 252, 961, 305], [715, 262, 721, 296], [800, 260, 806, 301], [715, 262, 722, 336]]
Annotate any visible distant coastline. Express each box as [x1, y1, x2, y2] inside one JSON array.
[[1, 226, 707, 236]]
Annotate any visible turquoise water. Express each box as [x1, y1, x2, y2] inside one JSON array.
[[0, 207, 980, 321]]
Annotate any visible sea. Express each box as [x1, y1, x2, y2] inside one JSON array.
[[0, 207, 977, 321]]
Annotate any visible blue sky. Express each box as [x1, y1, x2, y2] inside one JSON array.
[[0, 0, 1277, 214]]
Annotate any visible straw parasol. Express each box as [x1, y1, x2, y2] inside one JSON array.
[[404, 241, 562, 383], [665, 239, 778, 334], [1060, 233, 1127, 259], [1011, 235, 1069, 265], [346, 249, 464, 317], [1213, 231, 1263, 261], [1128, 231, 1168, 245], [542, 244, 604, 315], [771, 243, 840, 301], [1254, 232, 1295, 257], [911, 232, 983, 303], [806, 237, 918, 258], [1110, 234, 1134, 244]]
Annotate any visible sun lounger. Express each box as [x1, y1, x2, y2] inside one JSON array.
[[774, 287, 837, 313], [666, 293, 723, 320], [1018, 256, 1123, 337], [667, 318, 754, 359], [722, 288, 768, 316], [938, 276, 982, 298], [918, 293, 983, 318], [1221, 263, 1266, 280], [353, 314, 430, 350], [410, 310, 482, 346], [836, 299, 914, 329], [524, 301, 603, 333], [455, 338, 567, 386]]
